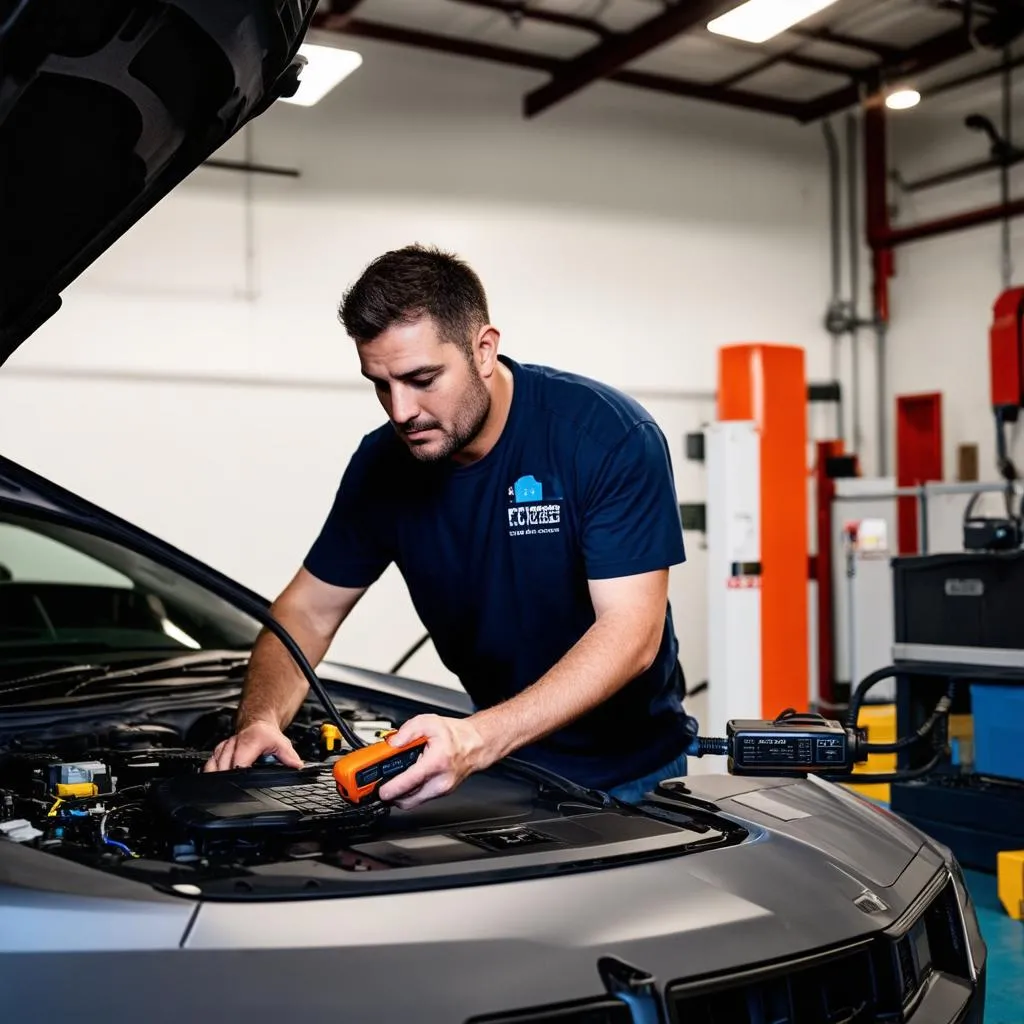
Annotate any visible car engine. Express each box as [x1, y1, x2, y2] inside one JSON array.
[[0, 686, 743, 899], [0, 699, 402, 873]]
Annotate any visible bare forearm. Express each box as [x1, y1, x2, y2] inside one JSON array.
[[471, 612, 660, 765], [236, 605, 335, 731]]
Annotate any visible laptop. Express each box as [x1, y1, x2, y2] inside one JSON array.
[[151, 761, 389, 835]]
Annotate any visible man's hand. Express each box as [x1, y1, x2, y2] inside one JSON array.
[[376, 714, 491, 810], [204, 720, 303, 772], [205, 569, 366, 775]]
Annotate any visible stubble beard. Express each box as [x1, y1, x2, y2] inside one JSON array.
[[402, 366, 491, 463]]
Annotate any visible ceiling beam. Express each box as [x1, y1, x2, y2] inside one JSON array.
[[714, 45, 862, 90], [788, 27, 899, 62], [753, 51, 862, 79], [522, 0, 724, 118], [314, 15, 805, 119], [316, 16, 558, 72], [922, 49, 1024, 98], [798, 7, 1024, 121], [445, 0, 611, 39], [453, 0, 856, 84], [318, 0, 371, 29], [613, 68, 805, 118]]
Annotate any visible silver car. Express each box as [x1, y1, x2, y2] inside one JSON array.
[[0, 3, 987, 1021]]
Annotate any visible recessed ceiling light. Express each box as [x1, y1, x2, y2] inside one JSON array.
[[278, 43, 362, 107], [707, 0, 842, 44], [885, 88, 921, 111]]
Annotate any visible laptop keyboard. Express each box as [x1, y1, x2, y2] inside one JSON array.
[[254, 769, 352, 817]]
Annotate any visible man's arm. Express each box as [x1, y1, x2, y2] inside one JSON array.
[[378, 568, 668, 807], [204, 568, 366, 771], [471, 569, 667, 758]]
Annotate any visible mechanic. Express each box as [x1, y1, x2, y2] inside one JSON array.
[[204, 244, 699, 808]]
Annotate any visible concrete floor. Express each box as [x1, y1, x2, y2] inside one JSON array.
[[965, 868, 1024, 1024]]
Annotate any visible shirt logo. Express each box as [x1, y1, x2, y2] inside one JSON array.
[[512, 475, 543, 503], [507, 474, 563, 538]]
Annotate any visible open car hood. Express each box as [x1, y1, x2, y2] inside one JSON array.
[[0, 0, 315, 366]]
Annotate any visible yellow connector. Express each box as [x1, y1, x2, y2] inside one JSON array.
[[320, 723, 342, 753], [55, 782, 98, 799], [997, 849, 1024, 921]]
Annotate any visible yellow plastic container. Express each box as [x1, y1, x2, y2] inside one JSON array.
[[844, 704, 896, 803], [997, 849, 1024, 921]]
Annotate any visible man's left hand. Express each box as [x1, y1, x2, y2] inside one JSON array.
[[377, 714, 491, 809]]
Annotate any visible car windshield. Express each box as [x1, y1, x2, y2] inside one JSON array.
[[0, 510, 260, 681]]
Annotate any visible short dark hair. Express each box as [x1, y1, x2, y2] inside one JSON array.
[[339, 244, 489, 352]]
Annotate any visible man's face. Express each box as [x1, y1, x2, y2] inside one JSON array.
[[357, 317, 492, 463]]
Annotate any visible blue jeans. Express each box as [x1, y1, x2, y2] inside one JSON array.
[[606, 751, 688, 804]]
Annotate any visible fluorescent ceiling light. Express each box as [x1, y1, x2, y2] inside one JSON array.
[[278, 43, 362, 107], [707, 0, 842, 44], [885, 88, 921, 111]]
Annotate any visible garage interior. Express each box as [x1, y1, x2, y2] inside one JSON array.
[[1, 0, 1024, 1020]]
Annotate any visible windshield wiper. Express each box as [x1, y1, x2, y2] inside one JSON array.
[[0, 663, 110, 697], [499, 756, 613, 809], [63, 653, 250, 695], [0, 653, 250, 699], [109, 652, 249, 678]]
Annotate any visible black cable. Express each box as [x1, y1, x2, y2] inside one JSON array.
[[389, 633, 430, 674], [846, 663, 905, 729], [863, 679, 956, 754], [688, 736, 728, 757], [958, 408, 1022, 531], [775, 708, 831, 727], [994, 405, 1020, 488], [845, 659, 1016, 733], [823, 750, 946, 785]]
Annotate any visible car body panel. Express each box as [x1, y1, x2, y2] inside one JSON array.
[[0, 885, 194, 953], [0, 829, 957, 1023]]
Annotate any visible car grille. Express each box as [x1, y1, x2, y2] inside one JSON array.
[[666, 873, 970, 1024]]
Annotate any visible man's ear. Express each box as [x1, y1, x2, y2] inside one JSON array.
[[474, 324, 501, 378]]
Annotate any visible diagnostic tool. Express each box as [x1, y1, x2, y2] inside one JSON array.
[[725, 712, 867, 776], [332, 733, 428, 804]]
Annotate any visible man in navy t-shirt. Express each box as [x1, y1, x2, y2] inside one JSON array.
[[205, 245, 699, 807]]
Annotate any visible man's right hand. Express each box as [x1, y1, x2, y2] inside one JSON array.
[[203, 720, 304, 772]]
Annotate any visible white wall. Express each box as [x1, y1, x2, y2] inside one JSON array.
[[885, 60, 1024, 503], [0, 36, 835, 713]]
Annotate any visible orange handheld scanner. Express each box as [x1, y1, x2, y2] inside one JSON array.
[[332, 732, 427, 804]]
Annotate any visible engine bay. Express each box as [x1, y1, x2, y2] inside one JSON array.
[[0, 699, 380, 867], [0, 690, 744, 898]]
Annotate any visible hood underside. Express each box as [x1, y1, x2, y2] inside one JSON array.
[[0, 0, 315, 365]]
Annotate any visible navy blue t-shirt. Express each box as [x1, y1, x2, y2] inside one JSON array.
[[304, 356, 698, 789]]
